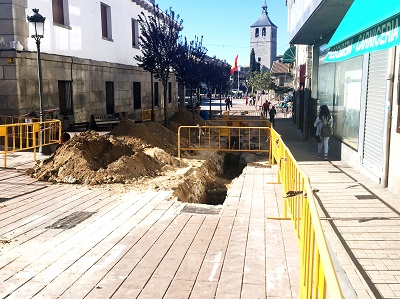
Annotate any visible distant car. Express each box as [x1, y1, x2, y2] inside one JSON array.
[[231, 89, 243, 98]]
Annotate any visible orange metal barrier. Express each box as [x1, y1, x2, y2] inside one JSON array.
[[0, 115, 40, 125], [0, 119, 61, 168], [222, 110, 264, 117], [177, 125, 271, 162], [206, 118, 270, 128], [270, 129, 344, 299]]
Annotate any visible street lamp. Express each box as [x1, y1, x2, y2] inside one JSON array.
[[27, 8, 46, 153]]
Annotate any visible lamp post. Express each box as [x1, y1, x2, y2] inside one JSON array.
[[27, 8, 46, 153]]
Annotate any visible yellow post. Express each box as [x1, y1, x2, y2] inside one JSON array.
[[33, 123, 40, 161], [0, 126, 7, 168]]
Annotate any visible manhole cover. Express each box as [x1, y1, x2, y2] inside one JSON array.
[[181, 204, 221, 215], [46, 211, 95, 229]]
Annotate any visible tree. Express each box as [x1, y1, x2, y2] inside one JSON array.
[[201, 57, 231, 114], [249, 48, 260, 74], [248, 71, 277, 105], [173, 36, 207, 115], [135, 5, 182, 125]]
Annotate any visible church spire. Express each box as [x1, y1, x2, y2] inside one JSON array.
[[251, 0, 276, 28], [262, 0, 267, 14]]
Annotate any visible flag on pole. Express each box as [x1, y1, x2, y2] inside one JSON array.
[[230, 55, 238, 74]]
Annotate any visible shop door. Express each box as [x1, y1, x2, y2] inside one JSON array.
[[362, 49, 389, 179]]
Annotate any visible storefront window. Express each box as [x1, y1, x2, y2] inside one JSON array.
[[317, 64, 335, 109], [318, 46, 363, 149], [334, 56, 363, 149]]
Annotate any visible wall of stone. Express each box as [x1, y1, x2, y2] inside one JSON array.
[[0, 51, 178, 123]]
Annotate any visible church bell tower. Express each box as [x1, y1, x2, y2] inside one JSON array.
[[250, 0, 277, 71]]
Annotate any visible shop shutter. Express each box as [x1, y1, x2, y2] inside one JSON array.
[[362, 49, 389, 177]]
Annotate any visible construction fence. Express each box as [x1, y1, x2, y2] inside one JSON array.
[[0, 116, 61, 168]]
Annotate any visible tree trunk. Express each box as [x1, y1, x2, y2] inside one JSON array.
[[163, 80, 168, 126]]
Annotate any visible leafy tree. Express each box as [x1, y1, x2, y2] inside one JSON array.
[[248, 71, 277, 105], [173, 36, 207, 114], [135, 5, 182, 125], [201, 57, 231, 113]]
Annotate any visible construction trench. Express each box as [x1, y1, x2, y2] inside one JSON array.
[[27, 111, 267, 206]]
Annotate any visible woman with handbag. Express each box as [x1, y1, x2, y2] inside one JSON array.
[[314, 105, 332, 160]]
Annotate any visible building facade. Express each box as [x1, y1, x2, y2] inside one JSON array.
[[287, 0, 400, 194], [250, 0, 277, 72], [0, 0, 178, 128]]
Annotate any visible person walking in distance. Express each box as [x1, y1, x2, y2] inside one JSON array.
[[269, 105, 277, 126], [225, 97, 231, 111], [314, 105, 333, 160], [262, 100, 270, 117]]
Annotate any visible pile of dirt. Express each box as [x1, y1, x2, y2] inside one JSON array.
[[29, 131, 166, 184], [27, 109, 233, 203], [168, 110, 206, 130], [28, 115, 191, 185], [167, 110, 207, 151]]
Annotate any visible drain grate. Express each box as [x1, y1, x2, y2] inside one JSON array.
[[328, 171, 342, 173], [355, 195, 377, 200], [46, 211, 95, 229], [181, 204, 221, 215]]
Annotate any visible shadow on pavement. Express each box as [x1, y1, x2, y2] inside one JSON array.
[[274, 117, 342, 162]]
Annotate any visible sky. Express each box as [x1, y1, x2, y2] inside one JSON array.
[[155, 0, 290, 67]]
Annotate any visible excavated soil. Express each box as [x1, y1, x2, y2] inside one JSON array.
[[27, 110, 230, 203]]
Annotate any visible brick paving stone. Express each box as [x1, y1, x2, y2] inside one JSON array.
[[190, 281, 218, 299], [1, 118, 302, 299]]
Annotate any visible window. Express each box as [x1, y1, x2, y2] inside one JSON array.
[[133, 82, 141, 110], [52, 0, 69, 26], [168, 82, 172, 103], [262, 28, 266, 36], [101, 3, 112, 40], [318, 55, 363, 149], [132, 18, 139, 48], [105, 81, 115, 114], [255, 28, 259, 37], [58, 81, 73, 115], [258, 57, 261, 62], [154, 82, 159, 106]]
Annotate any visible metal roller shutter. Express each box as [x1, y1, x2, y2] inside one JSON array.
[[362, 49, 389, 177]]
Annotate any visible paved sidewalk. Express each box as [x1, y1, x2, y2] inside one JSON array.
[[0, 148, 299, 297], [273, 116, 400, 299], [205, 96, 400, 298]]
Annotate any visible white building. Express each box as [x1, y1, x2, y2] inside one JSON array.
[[0, 0, 178, 128], [287, 0, 400, 194]]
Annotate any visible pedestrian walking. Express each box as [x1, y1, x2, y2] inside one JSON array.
[[225, 97, 231, 111], [314, 105, 333, 160], [245, 96, 248, 105], [269, 105, 276, 126], [262, 100, 270, 117]]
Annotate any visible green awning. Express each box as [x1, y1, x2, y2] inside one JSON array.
[[325, 0, 400, 63], [281, 46, 296, 63]]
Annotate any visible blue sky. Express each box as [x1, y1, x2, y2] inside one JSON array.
[[155, 0, 289, 67]]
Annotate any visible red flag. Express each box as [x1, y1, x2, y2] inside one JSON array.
[[230, 55, 238, 74]]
